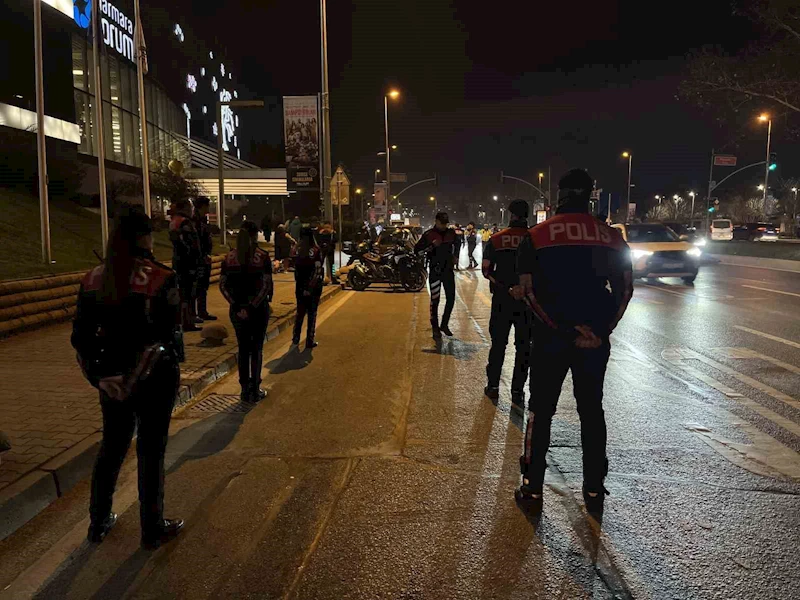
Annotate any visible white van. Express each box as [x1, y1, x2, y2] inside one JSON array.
[[710, 219, 733, 241]]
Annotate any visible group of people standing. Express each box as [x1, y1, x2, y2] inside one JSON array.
[[416, 170, 633, 515], [450, 222, 500, 270]]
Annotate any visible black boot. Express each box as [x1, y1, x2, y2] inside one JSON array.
[[251, 385, 267, 402], [87, 512, 118, 543], [142, 518, 185, 550]]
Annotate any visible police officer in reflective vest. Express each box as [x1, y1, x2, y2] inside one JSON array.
[[72, 206, 185, 549], [415, 212, 457, 339], [515, 169, 633, 514], [482, 199, 532, 411]]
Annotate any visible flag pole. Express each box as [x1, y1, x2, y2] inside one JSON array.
[[92, 0, 109, 256], [134, 0, 151, 217]]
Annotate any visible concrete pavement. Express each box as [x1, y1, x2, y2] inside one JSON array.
[[1, 260, 799, 598], [0, 273, 341, 539]]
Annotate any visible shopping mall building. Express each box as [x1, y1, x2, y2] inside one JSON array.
[[1, 0, 286, 217]]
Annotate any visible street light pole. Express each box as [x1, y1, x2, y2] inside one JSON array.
[[689, 191, 696, 229], [133, 0, 151, 217], [320, 0, 333, 222], [384, 95, 391, 216], [622, 152, 633, 213], [759, 114, 772, 219], [33, 0, 51, 264]]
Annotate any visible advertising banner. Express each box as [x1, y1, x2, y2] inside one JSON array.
[[283, 96, 320, 190]]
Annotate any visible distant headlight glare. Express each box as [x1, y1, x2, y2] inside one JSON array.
[[631, 249, 654, 260], [687, 247, 702, 258]]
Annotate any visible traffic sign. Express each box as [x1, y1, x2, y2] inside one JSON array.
[[330, 166, 350, 205], [713, 155, 737, 167], [390, 173, 407, 183]]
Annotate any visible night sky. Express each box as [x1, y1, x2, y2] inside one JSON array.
[[156, 0, 767, 213]]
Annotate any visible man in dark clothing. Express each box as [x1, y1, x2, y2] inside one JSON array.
[[415, 212, 457, 340], [515, 169, 633, 514], [260, 213, 273, 244], [192, 197, 217, 321], [315, 220, 337, 283], [482, 199, 532, 410], [465, 222, 478, 269], [169, 199, 202, 331], [452, 224, 464, 270], [292, 227, 324, 349]]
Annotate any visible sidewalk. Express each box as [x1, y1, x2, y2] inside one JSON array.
[[0, 274, 341, 539]]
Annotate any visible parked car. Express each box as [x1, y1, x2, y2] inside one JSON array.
[[613, 223, 701, 283], [710, 219, 733, 241], [732, 222, 778, 242]]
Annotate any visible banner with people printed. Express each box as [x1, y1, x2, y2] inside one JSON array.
[[283, 96, 320, 190]]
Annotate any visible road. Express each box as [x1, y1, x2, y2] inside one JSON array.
[[1, 258, 799, 599]]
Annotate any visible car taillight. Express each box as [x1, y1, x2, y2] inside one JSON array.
[[757, 227, 766, 231]]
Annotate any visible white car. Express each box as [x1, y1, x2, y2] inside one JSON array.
[[613, 223, 702, 284], [710, 219, 733, 241]]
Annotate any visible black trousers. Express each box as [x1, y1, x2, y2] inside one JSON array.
[[195, 261, 211, 317], [453, 243, 462, 268], [521, 331, 610, 493], [177, 270, 197, 326], [486, 293, 532, 391], [293, 291, 321, 344], [90, 363, 179, 536], [429, 268, 455, 330], [467, 243, 477, 267], [231, 307, 269, 389]]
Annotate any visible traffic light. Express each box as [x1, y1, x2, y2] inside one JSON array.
[[769, 152, 777, 171], [708, 207, 715, 213]]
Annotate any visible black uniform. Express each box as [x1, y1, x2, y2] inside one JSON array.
[[169, 213, 202, 328], [452, 227, 464, 270], [293, 245, 324, 346], [192, 211, 214, 319], [220, 248, 273, 394], [516, 211, 632, 495], [482, 221, 532, 393], [415, 227, 457, 334], [466, 229, 478, 269], [71, 256, 183, 539]]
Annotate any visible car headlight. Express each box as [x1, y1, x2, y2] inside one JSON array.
[[694, 238, 707, 247], [631, 249, 653, 260], [687, 247, 702, 258]]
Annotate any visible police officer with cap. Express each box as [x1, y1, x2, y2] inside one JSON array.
[[482, 199, 532, 411], [415, 211, 457, 339], [515, 168, 633, 514]]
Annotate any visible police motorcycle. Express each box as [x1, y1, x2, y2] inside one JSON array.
[[347, 241, 426, 292]]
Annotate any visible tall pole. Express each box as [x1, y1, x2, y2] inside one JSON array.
[[33, 0, 51, 264], [547, 165, 552, 216], [626, 154, 633, 210], [320, 0, 333, 222], [706, 148, 714, 233], [134, 0, 151, 217], [689, 192, 696, 229], [92, 0, 109, 257], [217, 101, 226, 246], [762, 119, 772, 219], [384, 95, 391, 216], [336, 171, 342, 272]]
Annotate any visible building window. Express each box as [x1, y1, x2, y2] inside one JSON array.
[[72, 37, 86, 91], [74, 89, 93, 156]]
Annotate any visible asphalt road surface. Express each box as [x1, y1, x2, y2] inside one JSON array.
[[1, 258, 799, 599]]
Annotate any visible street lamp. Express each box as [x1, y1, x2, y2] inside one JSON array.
[[655, 195, 662, 204], [492, 195, 498, 201], [355, 187, 363, 221], [757, 184, 765, 191], [621, 151, 633, 220], [758, 113, 772, 218], [384, 88, 400, 215], [430, 195, 438, 215], [688, 191, 696, 228]]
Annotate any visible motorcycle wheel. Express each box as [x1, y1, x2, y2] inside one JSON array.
[[348, 269, 370, 291], [402, 268, 427, 292]]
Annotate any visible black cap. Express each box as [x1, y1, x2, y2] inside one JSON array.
[[508, 199, 529, 218], [435, 211, 450, 224]]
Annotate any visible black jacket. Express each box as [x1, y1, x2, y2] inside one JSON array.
[[415, 227, 457, 272], [193, 213, 213, 258], [220, 248, 274, 313], [482, 219, 528, 294], [71, 257, 183, 387], [169, 214, 201, 273]]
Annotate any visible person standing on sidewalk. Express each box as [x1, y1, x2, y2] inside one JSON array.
[[515, 168, 633, 514], [169, 198, 202, 331], [482, 199, 532, 411], [415, 212, 457, 340], [260, 213, 273, 244], [192, 197, 217, 322], [220, 221, 273, 403], [466, 223, 478, 269], [72, 205, 185, 550], [291, 227, 324, 350], [316, 220, 336, 284]]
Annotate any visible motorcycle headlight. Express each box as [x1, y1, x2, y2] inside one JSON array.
[[687, 247, 702, 258], [631, 249, 653, 260]]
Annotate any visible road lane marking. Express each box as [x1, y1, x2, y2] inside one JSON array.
[[734, 326, 800, 350], [741, 284, 800, 299], [666, 347, 799, 410], [661, 349, 800, 439], [712, 347, 800, 376], [641, 284, 733, 301]]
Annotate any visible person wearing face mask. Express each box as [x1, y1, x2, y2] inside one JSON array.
[[415, 212, 457, 340], [514, 169, 633, 515], [72, 205, 185, 550]]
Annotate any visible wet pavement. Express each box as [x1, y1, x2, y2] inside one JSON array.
[[1, 258, 799, 599]]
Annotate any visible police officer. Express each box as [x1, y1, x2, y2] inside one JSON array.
[[515, 169, 633, 514], [482, 199, 532, 410], [192, 197, 217, 321], [415, 212, 457, 339], [292, 227, 324, 349], [169, 198, 202, 331], [465, 222, 478, 269], [72, 206, 184, 549], [452, 223, 464, 270], [220, 221, 273, 403]]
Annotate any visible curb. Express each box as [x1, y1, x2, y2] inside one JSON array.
[[709, 253, 800, 273], [0, 284, 343, 541]]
